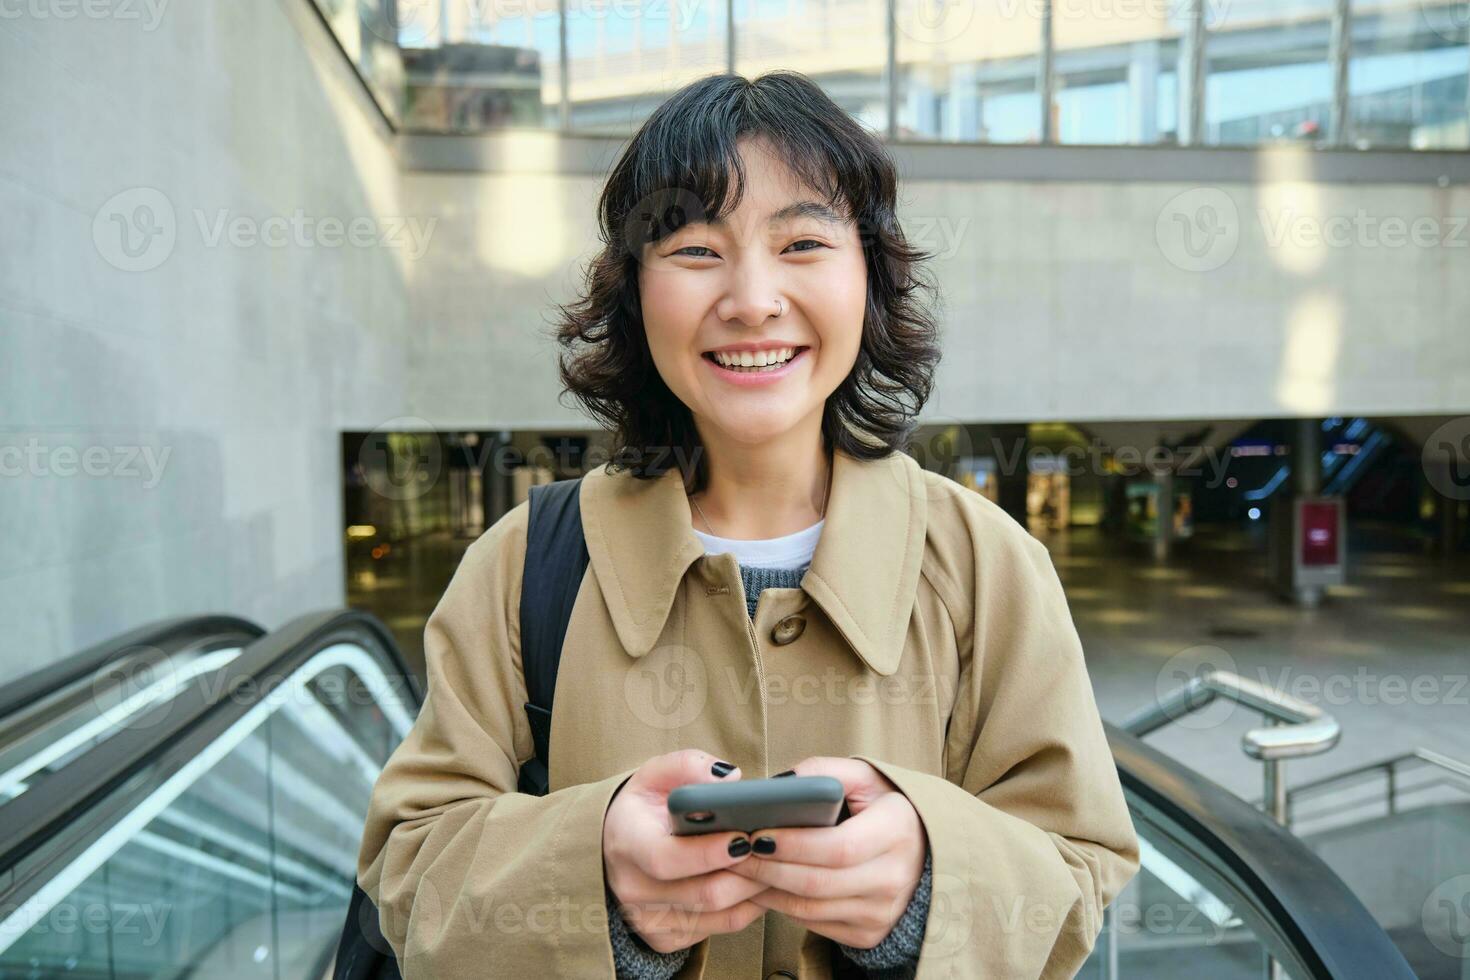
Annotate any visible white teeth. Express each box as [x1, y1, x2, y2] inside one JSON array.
[[711, 346, 797, 368]]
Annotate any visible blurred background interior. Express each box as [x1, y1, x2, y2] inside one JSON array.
[[2, 0, 1469, 976]]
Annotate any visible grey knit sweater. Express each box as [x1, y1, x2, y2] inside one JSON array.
[[606, 563, 931, 979]]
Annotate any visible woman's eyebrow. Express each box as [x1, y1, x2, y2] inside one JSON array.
[[704, 200, 847, 229]]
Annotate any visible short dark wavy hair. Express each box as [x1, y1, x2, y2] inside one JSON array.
[[550, 70, 943, 492]]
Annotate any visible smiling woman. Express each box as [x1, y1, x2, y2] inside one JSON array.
[[354, 70, 1139, 980]]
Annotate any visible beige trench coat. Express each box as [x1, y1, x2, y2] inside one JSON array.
[[356, 446, 1140, 979]]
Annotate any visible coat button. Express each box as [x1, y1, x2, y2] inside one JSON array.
[[770, 615, 805, 645]]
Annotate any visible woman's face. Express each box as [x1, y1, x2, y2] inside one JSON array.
[[637, 136, 867, 453]]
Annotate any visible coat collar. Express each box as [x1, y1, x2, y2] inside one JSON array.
[[577, 446, 929, 676]]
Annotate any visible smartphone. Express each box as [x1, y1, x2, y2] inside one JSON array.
[[668, 775, 847, 836]]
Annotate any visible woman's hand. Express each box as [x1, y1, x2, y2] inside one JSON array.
[[602, 749, 770, 953], [726, 757, 928, 950]]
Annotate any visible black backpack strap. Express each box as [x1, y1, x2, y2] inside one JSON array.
[[516, 476, 590, 797], [333, 479, 590, 980]]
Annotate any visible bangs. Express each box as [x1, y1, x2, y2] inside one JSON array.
[[604, 72, 883, 252]]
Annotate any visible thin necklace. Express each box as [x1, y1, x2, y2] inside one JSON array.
[[691, 456, 832, 538]]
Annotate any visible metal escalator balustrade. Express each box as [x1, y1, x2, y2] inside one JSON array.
[[0, 616, 265, 809], [0, 610, 419, 978], [1093, 725, 1417, 980]]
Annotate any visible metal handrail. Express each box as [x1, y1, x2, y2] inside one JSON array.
[[1123, 670, 1342, 764], [1123, 670, 1342, 980], [1105, 724, 1416, 980], [1284, 748, 1470, 825]]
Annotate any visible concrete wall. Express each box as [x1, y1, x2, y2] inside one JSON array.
[[399, 150, 1470, 430], [0, 0, 409, 680]]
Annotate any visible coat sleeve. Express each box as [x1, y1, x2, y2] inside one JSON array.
[[852, 522, 1140, 980], [355, 502, 638, 978]]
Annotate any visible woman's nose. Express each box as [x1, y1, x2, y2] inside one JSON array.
[[717, 262, 785, 327]]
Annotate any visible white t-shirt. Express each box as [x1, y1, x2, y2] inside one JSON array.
[[692, 518, 823, 570]]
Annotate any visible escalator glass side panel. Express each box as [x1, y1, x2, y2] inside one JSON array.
[[0, 642, 413, 978], [0, 647, 244, 808], [1081, 797, 1300, 980]]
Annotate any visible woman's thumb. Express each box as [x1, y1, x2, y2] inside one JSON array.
[[637, 748, 740, 795]]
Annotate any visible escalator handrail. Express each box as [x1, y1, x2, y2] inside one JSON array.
[[0, 614, 265, 721], [0, 621, 1412, 980], [0, 608, 420, 888], [1107, 722, 1416, 979]]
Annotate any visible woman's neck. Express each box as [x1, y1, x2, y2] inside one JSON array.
[[687, 438, 832, 541]]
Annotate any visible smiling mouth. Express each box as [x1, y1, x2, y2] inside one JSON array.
[[702, 347, 809, 373]]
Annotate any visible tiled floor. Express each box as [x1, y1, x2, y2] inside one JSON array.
[[1045, 521, 1470, 804]]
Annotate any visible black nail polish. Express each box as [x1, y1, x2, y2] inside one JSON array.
[[753, 836, 776, 855], [772, 769, 796, 778], [728, 836, 751, 857], [711, 760, 736, 777]]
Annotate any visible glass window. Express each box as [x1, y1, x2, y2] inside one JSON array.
[[1348, 0, 1470, 149], [1205, 0, 1336, 146], [735, 0, 887, 134], [399, 0, 563, 132], [1054, 7, 1182, 144], [309, 0, 406, 123], [568, 0, 731, 134], [896, 0, 1044, 142]]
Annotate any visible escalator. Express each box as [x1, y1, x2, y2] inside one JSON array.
[[0, 612, 418, 978], [0, 615, 1414, 978], [0, 616, 265, 811]]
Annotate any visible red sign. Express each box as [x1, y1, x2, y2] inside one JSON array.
[[1300, 500, 1340, 567]]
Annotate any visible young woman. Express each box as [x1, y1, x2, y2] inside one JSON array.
[[356, 71, 1138, 980]]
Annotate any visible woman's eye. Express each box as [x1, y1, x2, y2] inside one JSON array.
[[784, 239, 827, 254], [674, 245, 716, 258]]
